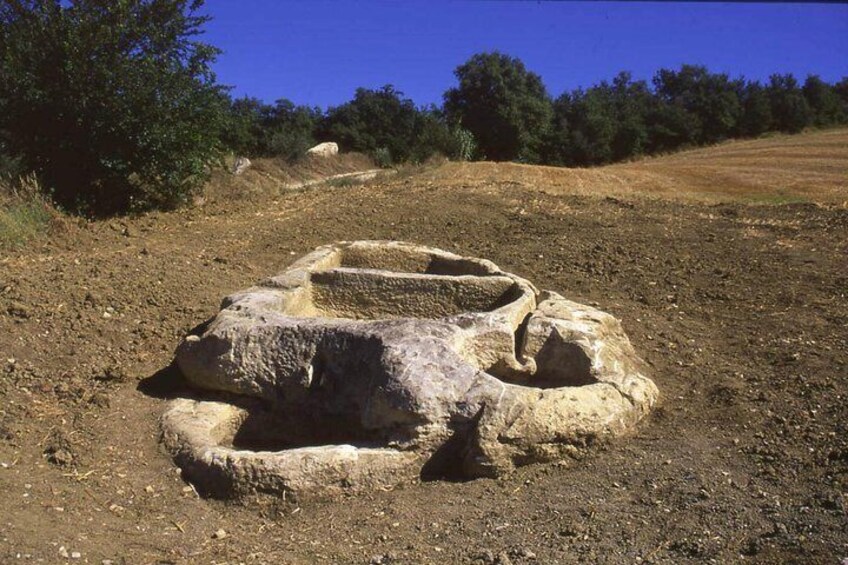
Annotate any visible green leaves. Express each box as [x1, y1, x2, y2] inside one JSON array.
[[0, 0, 228, 215], [542, 64, 847, 167], [322, 85, 418, 164], [444, 52, 552, 163], [320, 85, 456, 166]]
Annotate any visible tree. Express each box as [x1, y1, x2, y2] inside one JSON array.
[[444, 52, 552, 162], [545, 73, 652, 167], [223, 97, 270, 158], [737, 81, 773, 137], [222, 97, 322, 161], [653, 65, 742, 145], [645, 102, 700, 153], [767, 74, 811, 133], [802, 75, 845, 127], [260, 99, 320, 160], [541, 94, 574, 166], [608, 72, 652, 161], [407, 105, 463, 163], [0, 0, 228, 215], [320, 85, 421, 164], [835, 77, 848, 112], [563, 87, 617, 165]]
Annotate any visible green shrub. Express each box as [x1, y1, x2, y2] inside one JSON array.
[[0, 150, 23, 180], [372, 147, 393, 168], [449, 126, 477, 161], [0, 175, 53, 248], [222, 97, 320, 162], [0, 0, 229, 216], [320, 86, 410, 160]]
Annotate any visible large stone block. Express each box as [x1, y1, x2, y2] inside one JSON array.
[[162, 241, 659, 499], [305, 142, 339, 157]]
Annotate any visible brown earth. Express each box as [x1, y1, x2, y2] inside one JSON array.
[[1, 129, 847, 564]]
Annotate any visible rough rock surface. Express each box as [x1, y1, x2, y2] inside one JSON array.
[[306, 141, 339, 157], [163, 241, 658, 498], [231, 156, 251, 175]]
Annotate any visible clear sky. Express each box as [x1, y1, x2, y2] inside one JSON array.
[[201, 1, 848, 109]]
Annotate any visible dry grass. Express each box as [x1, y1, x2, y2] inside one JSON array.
[[204, 152, 376, 203], [412, 128, 848, 205], [3, 128, 845, 249], [0, 174, 58, 249]]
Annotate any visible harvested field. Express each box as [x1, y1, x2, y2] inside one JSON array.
[[0, 129, 846, 564], [418, 128, 848, 204]]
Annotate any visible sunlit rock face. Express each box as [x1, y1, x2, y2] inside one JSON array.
[[305, 141, 339, 157], [161, 241, 659, 499]]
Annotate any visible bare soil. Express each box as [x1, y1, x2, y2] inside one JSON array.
[[1, 135, 846, 564]]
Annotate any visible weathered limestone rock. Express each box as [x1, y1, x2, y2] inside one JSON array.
[[162, 241, 659, 499], [231, 156, 251, 175], [305, 142, 339, 157]]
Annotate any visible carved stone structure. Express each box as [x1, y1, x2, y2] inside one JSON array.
[[162, 241, 658, 498]]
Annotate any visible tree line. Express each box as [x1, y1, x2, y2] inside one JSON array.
[[232, 54, 847, 168], [222, 86, 475, 167], [2, 1, 846, 216]]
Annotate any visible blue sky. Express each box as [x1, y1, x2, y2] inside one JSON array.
[[202, 1, 848, 109]]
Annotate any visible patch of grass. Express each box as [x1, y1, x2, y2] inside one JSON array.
[[0, 175, 55, 249]]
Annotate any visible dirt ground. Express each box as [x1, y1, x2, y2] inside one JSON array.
[[1, 145, 846, 563]]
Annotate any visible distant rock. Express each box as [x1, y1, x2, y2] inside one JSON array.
[[44, 431, 75, 467], [306, 142, 339, 157], [231, 156, 251, 175]]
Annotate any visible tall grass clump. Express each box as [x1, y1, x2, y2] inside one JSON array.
[[0, 174, 55, 249]]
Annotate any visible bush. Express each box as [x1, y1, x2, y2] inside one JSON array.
[[407, 109, 452, 164], [0, 0, 229, 216], [222, 97, 320, 162], [0, 149, 23, 180], [0, 174, 54, 248], [264, 101, 322, 162], [450, 126, 477, 161], [372, 147, 393, 168], [320, 85, 419, 162]]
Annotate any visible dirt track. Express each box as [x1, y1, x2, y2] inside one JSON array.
[[1, 157, 847, 563]]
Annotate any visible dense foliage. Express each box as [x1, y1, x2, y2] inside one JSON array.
[[0, 0, 229, 215], [444, 52, 553, 162], [225, 55, 846, 170], [540, 64, 847, 167], [225, 86, 470, 167], [1, 2, 846, 218], [222, 97, 321, 162], [320, 85, 452, 165]]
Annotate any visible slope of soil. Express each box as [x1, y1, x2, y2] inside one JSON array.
[[0, 135, 846, 564], [204, 152, 377, 204], [419, 128, 848, 205]]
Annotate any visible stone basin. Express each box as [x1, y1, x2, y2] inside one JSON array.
[[161, 241, 659, 499]]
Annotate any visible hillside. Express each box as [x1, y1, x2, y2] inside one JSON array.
[[0, 129, 846, 563], [413, 128, 848, 204]]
